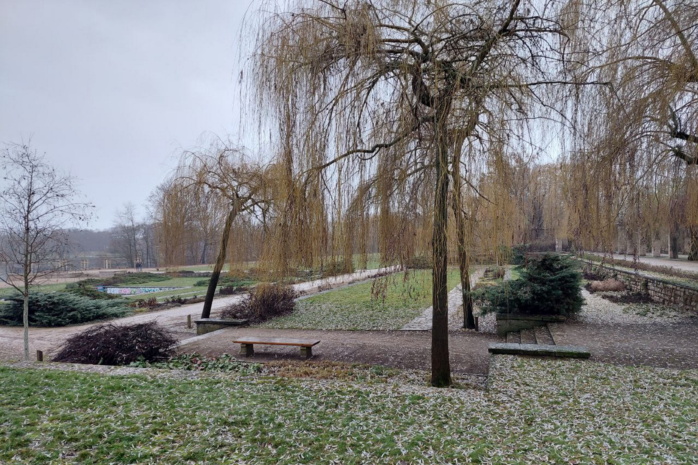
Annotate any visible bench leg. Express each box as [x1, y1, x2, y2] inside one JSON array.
[[240, 343, 254, 357], [300, 346, 312, 359]]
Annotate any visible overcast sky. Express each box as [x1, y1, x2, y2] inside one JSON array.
[[0, 1, 252, 230]]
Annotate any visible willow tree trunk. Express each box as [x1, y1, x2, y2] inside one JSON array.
[[450, 111, 479, 330], [669, 228, 680, 259], [431, 120, 452, 388], [452, 181, 475, 329], [201, 207, 237, 319], [689, 227, 698, 261]]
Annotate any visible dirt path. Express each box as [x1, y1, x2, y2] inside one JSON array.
[[550, 321, 698, 370], [179, 327, 500, 375]]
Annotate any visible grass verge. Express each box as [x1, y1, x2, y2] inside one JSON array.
[[261, 269, 461, 330], [1, 357, 695, 464]]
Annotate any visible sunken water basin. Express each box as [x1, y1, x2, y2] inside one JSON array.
[[96, 286, 184, 296]]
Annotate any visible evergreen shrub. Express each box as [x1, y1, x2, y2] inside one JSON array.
[[0, 292, 131, 327], [473, 254, 584, 316], [405, 255, 432, 269], [511, 244, 529, 265]]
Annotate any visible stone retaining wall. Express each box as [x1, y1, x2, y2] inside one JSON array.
[[588, 262, 698, 310]]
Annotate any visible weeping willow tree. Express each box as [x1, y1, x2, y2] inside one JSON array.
[[151, 174, 230, 268], [687, 172, 698, 260], [159, 143, 274, 318], [247, 0, 591, 386], [566, 0, 698, 258], [151, 177, 189, 267]]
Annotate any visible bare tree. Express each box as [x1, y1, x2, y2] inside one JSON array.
[[110, 203, 142, 268], [0, 142, 92, 360]]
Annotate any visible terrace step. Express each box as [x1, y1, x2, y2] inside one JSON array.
[[488, 343, 590, 359], [534, 325, 555, 345], [506, 331, 521, 344], [520, 328, 537, 344]]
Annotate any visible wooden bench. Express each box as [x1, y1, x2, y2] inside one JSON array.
[[233, 337, 320, 359]]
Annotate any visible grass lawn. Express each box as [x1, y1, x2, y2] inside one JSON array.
[[508, 266, 522, 280], [262, 269, 461, 330], [1, 357, 695, 464]]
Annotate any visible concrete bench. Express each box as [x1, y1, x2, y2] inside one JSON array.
[[195, 318, 249, 335], [233, 337, 320, 359]]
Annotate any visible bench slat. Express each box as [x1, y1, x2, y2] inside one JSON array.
[[233, 337, 320, 347]]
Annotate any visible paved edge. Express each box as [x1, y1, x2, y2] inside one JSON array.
[[488, 343, 591, 358]]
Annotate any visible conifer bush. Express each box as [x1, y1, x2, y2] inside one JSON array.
[[405, 255, 432, 269], [473, 254, 584, 316], [0, 292, 130, 327], [53, 322, 176, 365]]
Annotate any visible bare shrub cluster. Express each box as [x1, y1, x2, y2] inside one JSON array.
[[220, 283, 297, 323], [53, 322, 177, 365]]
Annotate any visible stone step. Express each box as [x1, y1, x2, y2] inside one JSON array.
[[534, 325, 555, 345], [488, 343, 591, 359], [520, 328, 537, 344], [506, 331, 521, 343]]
